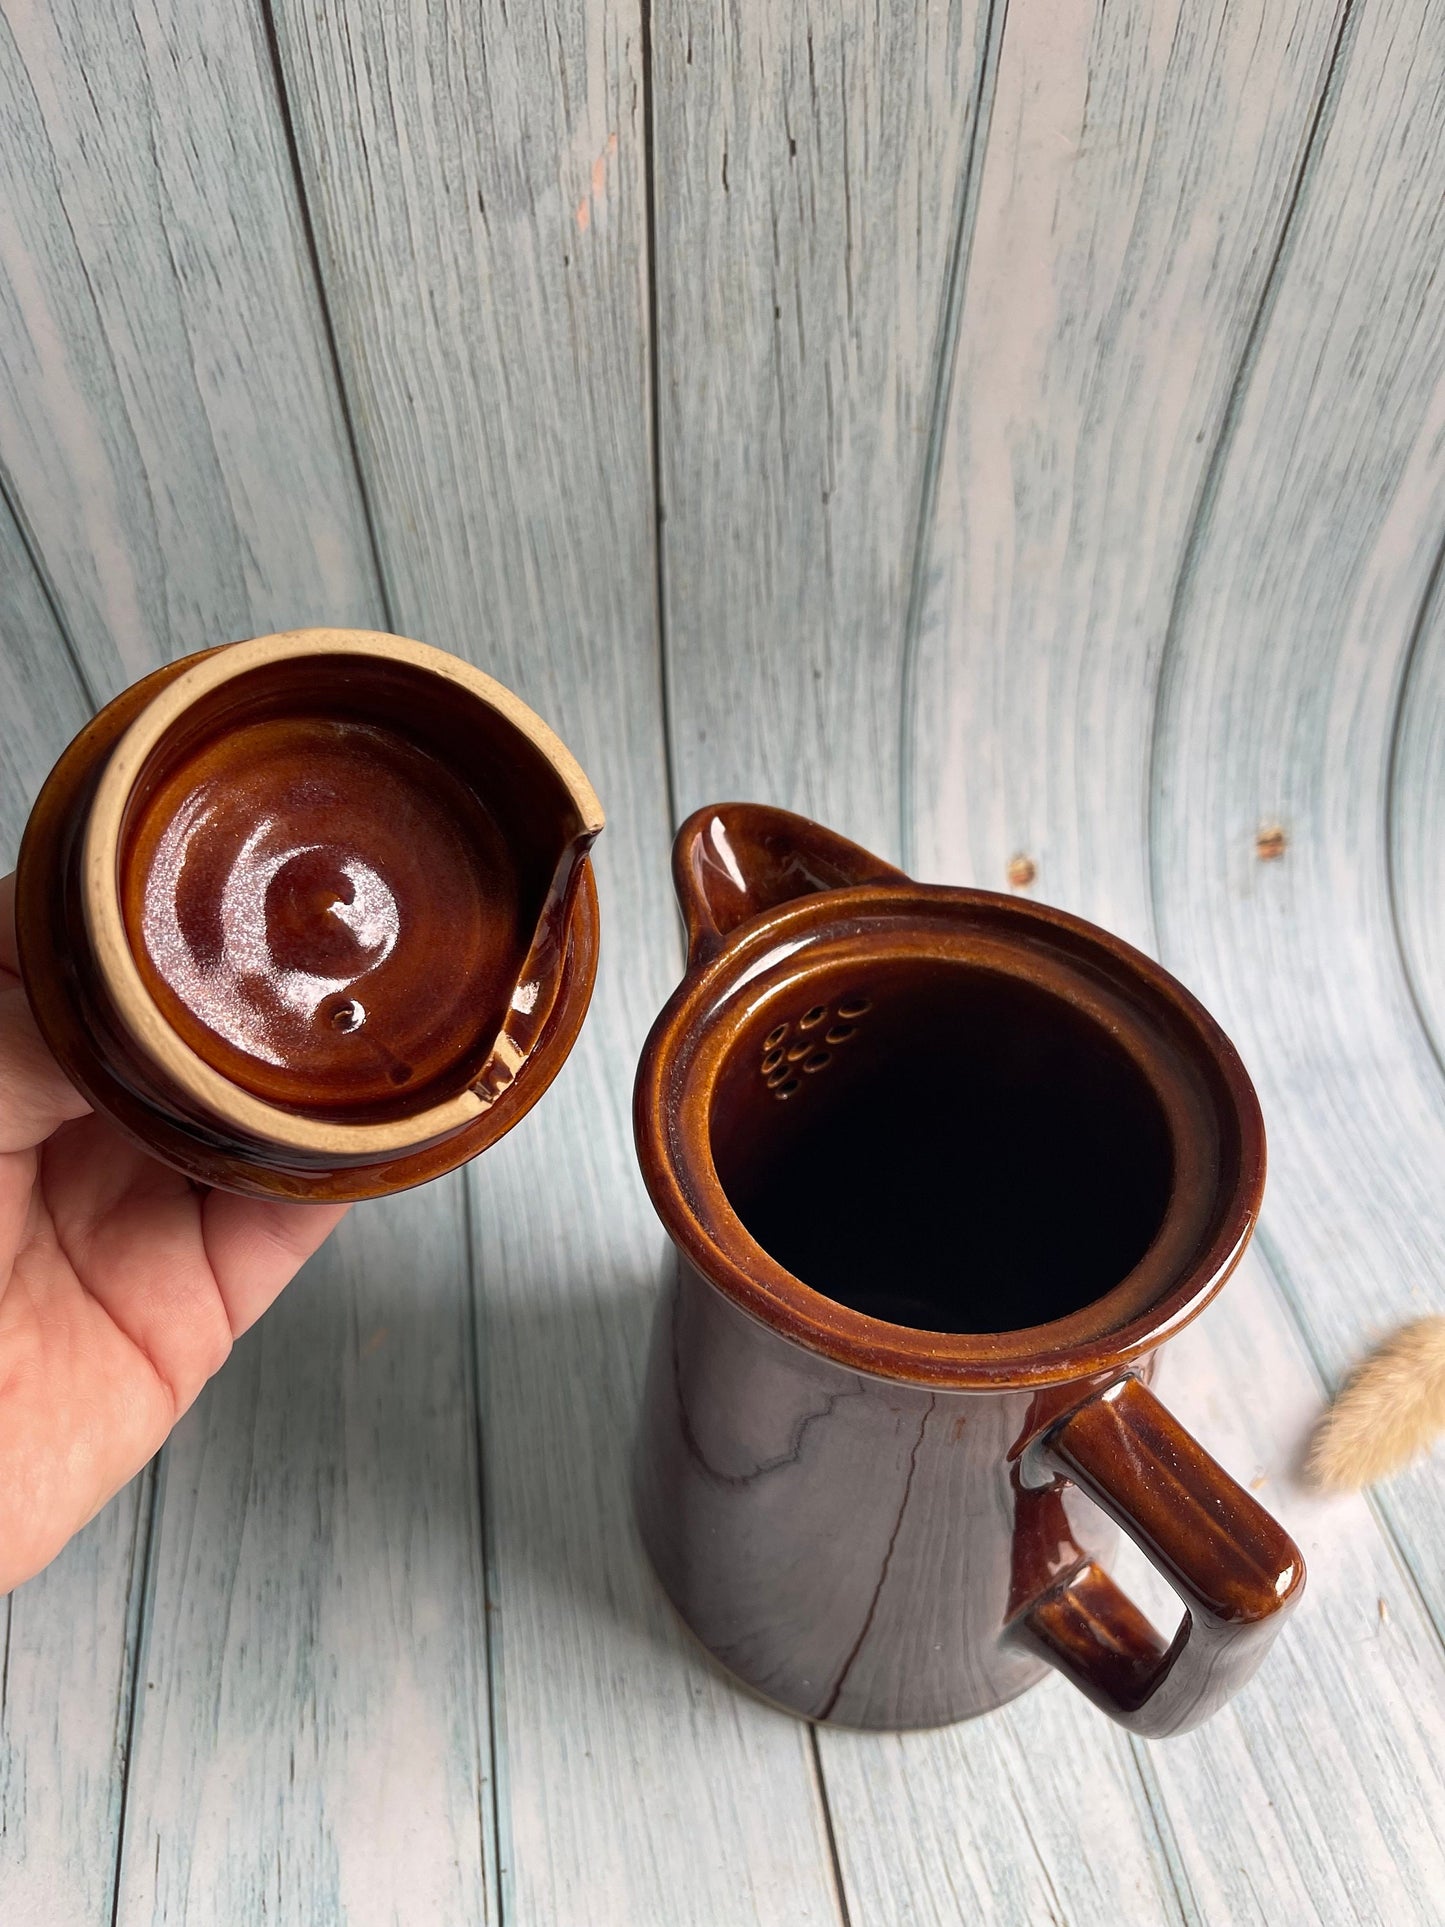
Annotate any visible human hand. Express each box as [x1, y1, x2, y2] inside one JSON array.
[[0, 872, 348, 1592]]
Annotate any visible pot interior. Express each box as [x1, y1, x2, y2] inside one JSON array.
[[708, 954, 1176, 1334]]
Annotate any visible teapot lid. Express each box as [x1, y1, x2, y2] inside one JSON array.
[[17, 629, 603, 1199]]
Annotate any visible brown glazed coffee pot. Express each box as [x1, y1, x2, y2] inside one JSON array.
[[15, 629, 602, 1200], [633, 803, 1304, 1734]]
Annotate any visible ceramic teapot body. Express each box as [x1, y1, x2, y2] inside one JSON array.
[[633, 804, 1303, 1733]]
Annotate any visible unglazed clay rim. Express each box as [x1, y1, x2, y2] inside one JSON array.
[[80, 629, 604, 1157], [635, 884, 1266, 1390]]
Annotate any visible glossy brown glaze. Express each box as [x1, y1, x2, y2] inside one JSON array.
[[1011, 1376, 1305, 1735], [15, 632, 603, 1199], [633, 803, 1303, 1732], [124, 713, 526, 1120]]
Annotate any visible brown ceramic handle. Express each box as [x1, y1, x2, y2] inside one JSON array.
[[672, 803, 907, 967], [1012, 1376, 1305, 1736]]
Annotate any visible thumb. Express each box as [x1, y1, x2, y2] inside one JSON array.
[[0, 980, 91, 1152], [0, 874, 91, 1153]]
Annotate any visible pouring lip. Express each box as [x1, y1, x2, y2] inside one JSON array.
[[634, 881, 1265, 1391], [79, 628, 602, 1160]]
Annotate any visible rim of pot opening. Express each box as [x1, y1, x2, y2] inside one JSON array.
[[80, 628, 604, 1159], [634, 884, 1266, 1390]]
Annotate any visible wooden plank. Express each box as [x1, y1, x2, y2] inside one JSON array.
[[0, 1489, 151, 1925], [269, 2, 846, 1918], [0, 3, 504, 1919], [0, 497, 148, 1927], [1388, 586, 1445, 1067], [898, 0, 1445, 1919], [0, 0, 381, 697], [113, 1184, 499, 1925], [655, 0, 993, 853], [8, 0, 1443, 1922], [821, 1692, 1182, 1927], [0, 490, 92, 862], [650, 2, 1284, 1912], [1148, 0, 1445, 1638], [907, 0, 1349, 938]]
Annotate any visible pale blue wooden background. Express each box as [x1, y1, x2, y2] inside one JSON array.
[[3, 0, 1445, 1921]]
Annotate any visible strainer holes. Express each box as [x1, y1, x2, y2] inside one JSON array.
[[764, 1023, 789, 1050], [761, 1047, 785, 1074], [774, 1077, 801, 1099], [825, 1024, 856, 1045], [800, 1005, 828, 1029], [802, 1050, 830, 1073], [837, 994, 871, 1019]]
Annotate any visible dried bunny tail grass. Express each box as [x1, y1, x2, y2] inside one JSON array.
[[1308, 1316, 1445, 1491]]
